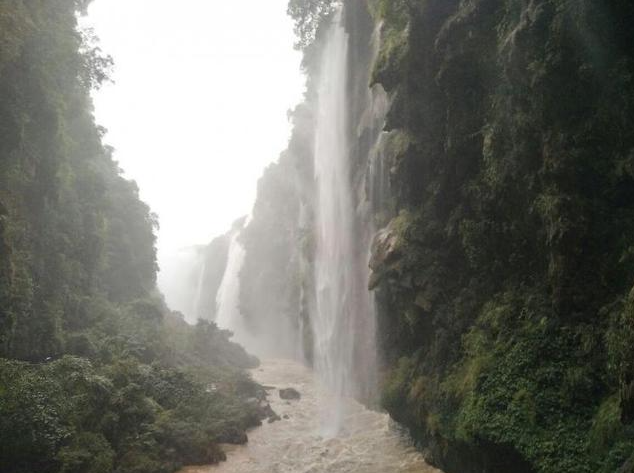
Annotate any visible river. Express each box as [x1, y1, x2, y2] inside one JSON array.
[[180, 359, 442, 473]]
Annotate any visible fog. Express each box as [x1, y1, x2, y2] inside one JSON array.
[[81, 0, 304, 314]]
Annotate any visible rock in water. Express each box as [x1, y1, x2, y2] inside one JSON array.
[[279, 388, 301, 400]]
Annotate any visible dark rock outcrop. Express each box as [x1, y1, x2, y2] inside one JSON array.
[[279, 387, 301, 400]]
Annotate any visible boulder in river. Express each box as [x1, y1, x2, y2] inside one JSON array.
[[279, 387, 301, 400]]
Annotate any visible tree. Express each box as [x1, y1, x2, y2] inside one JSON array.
[[287, 0, 335, 49]]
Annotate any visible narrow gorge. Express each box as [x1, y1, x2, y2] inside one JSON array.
[[189, 1, 634, 472], [1, 1, 634, 473]]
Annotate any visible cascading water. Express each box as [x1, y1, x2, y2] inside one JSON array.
[[159, 247, 206, 323], [176, 6, 444, 472], [367, 92, 392, 219], [312, 8, 377, 432], [215, 229, 251, 348], [192, 259, 207, 321]]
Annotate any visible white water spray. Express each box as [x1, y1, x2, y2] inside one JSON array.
[[215, 229, 251, 347], [159, 247, 205, 323], [312, 9, 377, 432], [192, 259, 207, 320]]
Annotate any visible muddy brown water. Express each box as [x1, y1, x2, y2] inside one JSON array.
[[179, 359, 442, 473]]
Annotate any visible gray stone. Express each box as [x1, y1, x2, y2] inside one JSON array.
[[279, 387, 301, 400]]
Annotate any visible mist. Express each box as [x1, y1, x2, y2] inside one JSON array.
[[2, 1, 633, 472], [80, 0, 305, 317]]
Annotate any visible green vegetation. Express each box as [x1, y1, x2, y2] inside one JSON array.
[[0, 2, 260, 472], [287, 0, 336, 50], [368, 0, 634, 472], [0, 341, 260, 473]]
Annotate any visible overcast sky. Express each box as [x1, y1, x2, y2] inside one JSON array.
[[81, 0, 304, 264]]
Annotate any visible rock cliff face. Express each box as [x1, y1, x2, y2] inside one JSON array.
[[237, 0, 634, 471], [368, 1, 634, 472]]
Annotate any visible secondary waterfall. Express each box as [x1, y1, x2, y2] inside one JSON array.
[[159, 247, 206, 323], [215, 229, 250, 347], [312, 8, 377, 432], [192, 259, 207, 321]]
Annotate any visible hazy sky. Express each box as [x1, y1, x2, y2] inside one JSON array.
[[81, 0, 305, 260]]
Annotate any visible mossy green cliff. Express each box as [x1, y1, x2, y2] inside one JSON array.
[[370, 1, 634, 471]]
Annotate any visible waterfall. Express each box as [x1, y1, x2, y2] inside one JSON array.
[[367, 89, 392, 218], [215, 229, 250, 346], [158, 246, 205, 323], [192, 259, 207, 321], [367, 21, 392, 222], [312, 8, 377, 432]]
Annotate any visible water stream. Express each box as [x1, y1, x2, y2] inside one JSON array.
[[312, 8, 377, 432], [214, 228, 253, 348], [192, 259, 207, 321], [180, 359, 441, 473]]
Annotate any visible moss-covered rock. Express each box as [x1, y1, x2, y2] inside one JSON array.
[[368, 0, 634, 472]]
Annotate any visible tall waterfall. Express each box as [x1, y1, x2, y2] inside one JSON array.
[[192, 259, 207, 321], [312, 8, 377, 431], [215, 229, 251, 347]]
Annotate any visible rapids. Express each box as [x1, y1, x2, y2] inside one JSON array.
[[180, 359, 442, 473]]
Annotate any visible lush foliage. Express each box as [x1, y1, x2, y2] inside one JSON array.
[[0, 327, 261, 473], [0, 2, 260, 473], [369, 0, 634, 472], [287, 0, 336, 50]]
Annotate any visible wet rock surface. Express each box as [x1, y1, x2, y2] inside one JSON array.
[[279, 387, 301, 400], [368, 221, 403, 290]]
